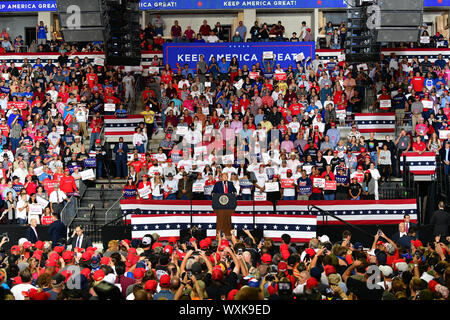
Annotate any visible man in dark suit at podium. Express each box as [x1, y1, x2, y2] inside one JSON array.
[[212, 173, 237, 194]]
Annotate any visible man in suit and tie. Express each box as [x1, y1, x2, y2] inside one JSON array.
[[48, 212, 67, 249], [69, 225, 92, 250], [391, 222, 409, 245], [403, 214, 417, 236], [212, 173, 237, 195], [440, 140, 450, 175], [25, 218, 39, 243], [113, 137, 129, 179]]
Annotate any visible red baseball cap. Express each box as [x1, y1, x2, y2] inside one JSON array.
[[305, 248, 316, 258], [261, 253, 272, 264], [159, 274, 171, 287], [227, 289, 239, 300], [34, 241, 44, 250], [80, 268, 91, 279], [45, 259, 58, 268], [22, 241, 33, 249], [324, 265, 337, 276], [357, 165, 363, 170], [22, 288, 50, 300], [145, 280, 158, 293], [133, 268, 145, 280], [306, 277, 319, 290], [54, 246, 65, 254], [100, 256, 111, 265], [62, 251, 75, 262], [93, 269, 105, 282], [360, 147, 366, 152], [199, 239, 209, 249], [48, 252, 60, 261], [212, 267, 223, 281], [277, 261, 288, 272]]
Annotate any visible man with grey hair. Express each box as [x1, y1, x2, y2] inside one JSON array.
[[25, 218, 39, 243], [293, 270, 310, 295]]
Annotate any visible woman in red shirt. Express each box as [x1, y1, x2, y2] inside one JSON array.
[[137, 174, 152, 200], [160, 70, 172, 86], [239, 94, 250, 113], [210, 109, 219, 128], [277, 118, 288, 135], [333, 83, 344, 105], [204, 174, 216, 200], [412, 136, 427, 154], [247, 117, 256, 130], [24, 175, 38, 195], [41, 207, 54, 225]]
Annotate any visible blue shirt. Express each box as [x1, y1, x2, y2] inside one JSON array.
[[152, 289, 175, 300], [218, 60, 230, 74], [37, 26, 47, 39], [297, 177, 312, 195], [181, 68, 194, 78]]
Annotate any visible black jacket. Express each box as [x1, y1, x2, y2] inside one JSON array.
[[25, 226, 39, 243], [267, 111, 283, 127], [430, 210, 450, 236], [69, 234, 93, 249], [48, 219, 67, 248]]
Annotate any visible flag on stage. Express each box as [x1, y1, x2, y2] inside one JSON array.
[[354, 113, 396, 133], [277, 199, 418, 225], [400, 152, 436, 175], [104, 115, 144, 139]]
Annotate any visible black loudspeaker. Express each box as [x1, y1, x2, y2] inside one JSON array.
[[376, 0, 424, 43], [345, 2, 380, 63], [180, 228, 207, 243], [237, 229, 264, 242], [376, 30, 421, 43], [378, 0, 424, 11], [57, 0, 107, 42], [104, 0, 141, 66]]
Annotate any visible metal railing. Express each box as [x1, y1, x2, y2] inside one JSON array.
[[104, 195, 124, 225], [436, 159, 449, 203], [379, 186, 417, 200], [61, 195, 78, 227]]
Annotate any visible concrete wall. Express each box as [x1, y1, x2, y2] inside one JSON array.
[[0, 15, 37, 41], [148, 12, 238, 37], [256, 12, 313, 39]]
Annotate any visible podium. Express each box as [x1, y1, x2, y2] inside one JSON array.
[[212, 193, 237, 238]]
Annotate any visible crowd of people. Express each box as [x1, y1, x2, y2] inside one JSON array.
[[0, 216, 448, 300], [121, 48, 450, 203], [0, 48, 142, 226], [0, 21, 103, 54], [140, 16, 449, 50]]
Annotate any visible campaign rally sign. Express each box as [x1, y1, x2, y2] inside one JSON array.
[[164, 42, 315, 71], [0, 1, 57, 12], [0, 0, 443, 12], [140, 0, 346, 10]]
